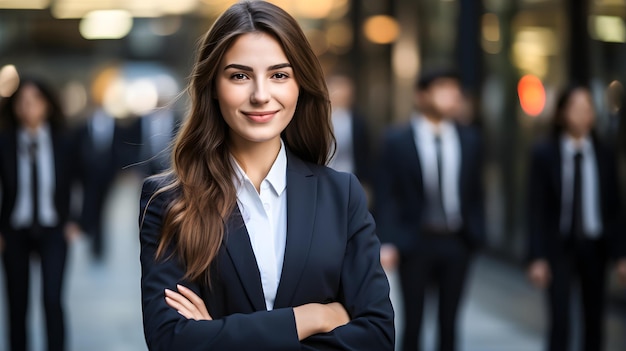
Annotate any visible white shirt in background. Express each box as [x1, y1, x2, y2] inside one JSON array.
[[12, 124, 58, 229]]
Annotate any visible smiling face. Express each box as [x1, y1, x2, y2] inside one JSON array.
[[216, 32, 299, 150]]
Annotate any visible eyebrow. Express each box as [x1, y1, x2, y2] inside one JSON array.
[[223, 63, 292, 71]]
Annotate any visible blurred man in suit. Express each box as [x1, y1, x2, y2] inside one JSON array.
[[375, 69, 484, 351], [75, 106, 122, 260]]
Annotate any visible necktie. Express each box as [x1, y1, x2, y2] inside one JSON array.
[[571, 152, 583, 239], [29, 140, 40, 232], [434, 135, 448, 227]]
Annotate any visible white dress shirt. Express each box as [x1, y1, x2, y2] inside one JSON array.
[[411, 113, 463, 231], [232, 141, 287, 311], [12, 124, 58, 229], [90, 109, 115, 152], [328, 107, 355, 174], [559, 135, 602, 238]]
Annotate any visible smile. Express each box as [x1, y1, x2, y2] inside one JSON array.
[[242, 110, 278, 123]]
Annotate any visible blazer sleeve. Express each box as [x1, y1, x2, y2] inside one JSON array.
[[301, 174, 395, 350], [526, 143, 548, 262], [139, 178, 301, 351], [373, 131, 415, 254]]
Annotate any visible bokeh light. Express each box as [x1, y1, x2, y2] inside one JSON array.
[[0, 65, 20, 98], [363, 15, 400, 44], [517, 74, 546, 117], [79, 10, 133, 40]]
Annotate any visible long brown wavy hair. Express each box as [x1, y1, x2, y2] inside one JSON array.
[[150, 1, 334, 285]]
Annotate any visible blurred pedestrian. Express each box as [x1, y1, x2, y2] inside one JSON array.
[[375, 68, 485, 351], [0, 77, 81, 351], [138, 2, 394, 350], [75, 106, 122, 261], [327, 74, 373, 190], [526, 84, 624, 351]]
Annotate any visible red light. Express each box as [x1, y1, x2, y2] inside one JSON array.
[[517, 75, 546, 117]]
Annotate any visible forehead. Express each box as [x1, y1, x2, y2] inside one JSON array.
[[221, 32, 289, 67]]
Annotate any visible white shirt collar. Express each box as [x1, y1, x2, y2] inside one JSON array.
[[411, 112, 455, 138], [561, 133, 592, 155], [18, 123, 51, 150], [232, 139, 287, 196]]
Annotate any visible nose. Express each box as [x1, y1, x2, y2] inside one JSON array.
[[250, 80, 270, 104]]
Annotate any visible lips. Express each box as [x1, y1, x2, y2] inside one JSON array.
[[242, 110, 278, 123]]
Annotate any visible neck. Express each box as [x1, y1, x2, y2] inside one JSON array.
[[566, 131, 588, 146], [24, 124, 43, 137], [422, 113, 445, 133], [230, 137, 281, 192]]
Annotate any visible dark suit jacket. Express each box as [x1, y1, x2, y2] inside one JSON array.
[[374, 122, 485, 255], [74, 116, 125, 182], [351, 113, 373, 186], [139, 150, 394, 351], [526, 135, 622, 261], [0, 128, 80, 232]]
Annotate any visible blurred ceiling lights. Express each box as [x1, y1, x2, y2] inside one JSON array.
[[52, 0, 198, 19], [512, 26, 556, 78], [589, 15, 626, 43], [46, 0, 346, 19], [79, 10, 133, 40], [481, 13, 501, 54], [0, 0, 49, 9]]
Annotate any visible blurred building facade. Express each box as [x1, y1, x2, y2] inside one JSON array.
[[1, 0, 625, 265]]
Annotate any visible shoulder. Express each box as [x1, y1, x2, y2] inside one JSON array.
[[531, 136, 558, 156], [455, 123, 482, 143], [379, 123, 413, 150], [288, 153, 361, 195], [142, 173, 177, 198]]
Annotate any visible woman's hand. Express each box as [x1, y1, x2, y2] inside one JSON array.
[[380, 244, 399, 271], [527, 259, 551, 289], [165, 284, 212, 320], [64, 222, 82, 242], [293, 302, 349, 340]]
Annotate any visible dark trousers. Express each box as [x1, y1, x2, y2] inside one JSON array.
[[2, 227, 68, 351], [547, 237, 606, 351], [399, 233, 471, 351], [82, 178, 113, 259]]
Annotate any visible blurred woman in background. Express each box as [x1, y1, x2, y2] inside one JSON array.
[[0, 77, 81, 351], [526, 84, 625, 351]]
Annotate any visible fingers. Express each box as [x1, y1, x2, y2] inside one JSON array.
[[164, 285, 212, 321], [177, 285, 212, 320], [165, 289, 198, 320]]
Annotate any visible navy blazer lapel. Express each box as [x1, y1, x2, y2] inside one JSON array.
[[401, 126, 423, 189], [456, 126, 469, 200], [224, 207, 267, 311], [549, 138, 562, 199], [273, 150, 317, 308]]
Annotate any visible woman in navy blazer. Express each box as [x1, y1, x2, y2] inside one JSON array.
[[0, 77, 81, 351], [139, 2, 394, 350]]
